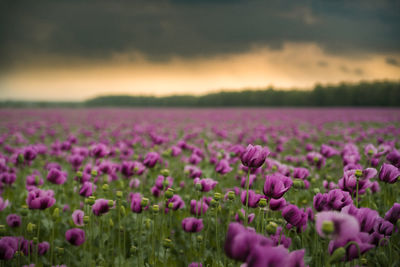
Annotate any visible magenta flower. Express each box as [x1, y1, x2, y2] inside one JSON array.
[[143, 152, 160, 168], [26, 188, 56, 210], [72, 210, 84, 226], [320, 144, 339, 158], [306, 152, 326, 169], [313, 189, 353, 212], [38, 241, 50, 255], [269, 227, 291, 248], [79, 182, 96, 197], [269, 197, 287, 211], [190, 199, 208, 216], [165, 194, 185, 213], [129, 193, 147, 213], [46, 168, 67, 185], [182, 217, 204, 233], [240, 190, 261, 208], [328, 233, 374, 261], [0, 197, 9, 211], [0, 237, 18, 260], [215, 159, 232, 175], [92, 199, 111, 216], [90, 143, 109, 158], [379, 163, 400, 184], [240, 144, 269, 169], [386, 149, 400, 168], [184, 165, 202, 178], [282, 204, 308, 232], [263, 173, 292, 199], [193, 178, 218, 192], [6, 214, 21, 227], [293, 167, 310, 180], [384, 203, 400, 224], [65, 228, 85, 246]]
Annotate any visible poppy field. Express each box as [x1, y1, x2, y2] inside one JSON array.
[[0, 108, 400, 267]]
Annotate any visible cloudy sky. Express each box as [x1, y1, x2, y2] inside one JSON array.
[[0, 0, 399, 101]]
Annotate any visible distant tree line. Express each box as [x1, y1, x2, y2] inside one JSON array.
[[1, 80, 399, 108]]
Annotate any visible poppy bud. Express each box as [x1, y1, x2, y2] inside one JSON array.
[[195, 183, 202, 191], [88, 196, 96, 205], [27, 222, 35, 233], [227, 191, 235, 201], [293, 179, 305, 189], [165, 188, 174, 199], [76, 171, 83, 178], [196, 235, 203, 243], [91, 170, 98, 177], [355, 169, 362, 178], [33, 237, 38, 244], [108, 200, 114, 207], [141, 198, 149, 207], [313, 188, 320, 194], [160, 169, 170, 176], [329, 247, 346, 263], [266, 221, 277, 235], [152, 205, 159, 213], [116, 191, 123, 199], [213, 192, 222, 201], [210, 199, 218, 208], [120, 206, 126, 217], [57, 247, 64, 255], [258, 198, 267, 208], [102, 184, 109, 191], [52, 207, 60, 220]]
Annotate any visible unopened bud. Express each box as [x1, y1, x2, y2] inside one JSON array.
[[27, 222, 35, 233], [258, 198, 267, 208], [88, 196, 96, 205], [355, 169, 362, 178], [313, 188, 320, 194], [17, 154, 24, 164], [91, 170, 98, 177], [76, 171, 83, 178], [214, 192, 222, 201], [196, 235, 203, 243], [160, 169, 170, 176], [120, 206, 126, 217], [210, 199, 218, 208], [165, 188, 174, 199], [152, 205, 159, 213], [116, 191, 123, 199], [108, 200, 114, 207], [237, 210, 245, 221], [141, 198, 149, 207], [227, 191, 235, 201], [266, 222, 277, 235], [293, 179, 305, 189], [329, 247, 346, 263], [102, 184, 109, 191], [168, 202, 174, 209], [52, 208, 60, 220]]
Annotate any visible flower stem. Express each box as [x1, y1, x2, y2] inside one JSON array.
[[245, 168, 250, 227]]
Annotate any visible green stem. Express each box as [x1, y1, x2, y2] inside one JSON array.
[[355, 177, 359, 208], [245, 169, 250, 227]]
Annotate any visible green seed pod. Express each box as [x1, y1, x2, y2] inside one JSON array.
[[329, 247, 346, 263], [266, 222, 277, 235], [52, 207, 60, 220], [116, 191, 123, 199], [141, 198, 149, 207], [109, 218, 114, 228], [168, 202, 174, 209], [76, 171, 83, 178], [213, 192, 222, 201], [310, 178, 317, 183], [83, 216, 90, 224], [196, 235, 203, 243], [163, 238, 173, 248], [313, 188, 320, 194], [210, 199, 218, 208], [160, 169, 170, 177], [162, 149, 171, 157], [355, 169, 362, 178], [195, 183, 202, 191], [27, 223, 35, 233], [17, 154, 24, 164], [108, 200, 114, 207], [91, 170, 98, 177], [120, 206, 126, 217], [102, 184, 109, 191], [227, 191, 235, 201], [88, 196, 96, 205], [165, 188, 174, 199], [322, 221, 334, 236], [293, 179, 305, 189], [145, 218, 152, 229], [301, 199, 307, 205], [237, 210, 246, 221], [152, 205, 159, 213]]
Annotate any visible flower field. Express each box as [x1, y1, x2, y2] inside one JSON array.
[[0, 108, 399, 267]]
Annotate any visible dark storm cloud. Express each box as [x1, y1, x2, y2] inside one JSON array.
[[0, 0, 399, 69]]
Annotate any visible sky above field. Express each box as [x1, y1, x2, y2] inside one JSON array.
[[0, 0, 400, 101]]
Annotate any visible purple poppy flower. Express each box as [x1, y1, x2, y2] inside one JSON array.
[[269, 197, 287, 211], [65, 228, 85, 246], [328, 233, 374, 261], [240, 144, 269, 169], [378, 163, 400, 184], [129, 193, 147, 213], [293, 167, 310, 180], [306, 152, 326, 169], [0, 172, 16, 185], [189, 153, 202, 165], [373, 217, 393, 236], [384, 203, 400, 224], [190, 199, 209, 216], [315, 211, 359, 240], [240, 190, 261, 208], [26, 188, 56, 210], [170, 146, 182, 157], [68, 154, 84, 171], [386, 149, 400, 168], [47, 168, 67, 185], [72, 210, 84, 226], [215, 159, 232, 175], [90, 144, 108, 158], [263, 173, 292, 199], [23, 146, 37, 162], [38, 241, 50, 255], [338, 169, 373, 195], [143, 152, 160, 168], [193, 178, 218, 192], [282, 204, 308, 232], [92, 199, 111, 216], [320, 144, 339, 158], [26, 171, 44, 188], [79, 182, 96, 197], [0, 197, 9, 211], [6, 214, 21, 227], [182, 217, 204, 233], [155, 175, 173, 190], [165, 194, 185, 213], [0, 236, 18, 260], [364, 144, 378, 157], [184, 165, 202, 178]]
